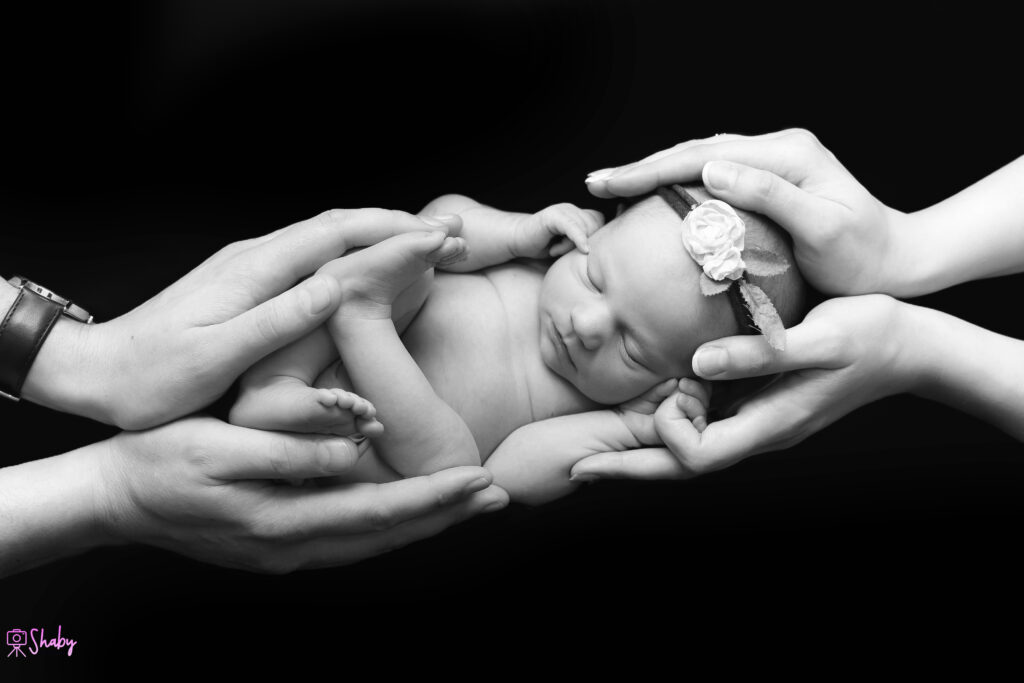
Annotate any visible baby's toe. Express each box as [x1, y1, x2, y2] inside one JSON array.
[[314, 388, 339, 406], [356, 416, 385, 437]]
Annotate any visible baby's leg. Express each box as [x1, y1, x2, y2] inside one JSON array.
[[230, 326, 383, 438], [323, 230, 480, 477]]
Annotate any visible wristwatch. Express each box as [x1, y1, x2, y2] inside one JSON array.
[[0, 276, 93, 401]]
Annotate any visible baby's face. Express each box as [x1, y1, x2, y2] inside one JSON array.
[[538, 193, 737, 404]]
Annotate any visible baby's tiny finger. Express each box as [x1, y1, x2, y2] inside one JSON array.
[[548, 237, 575, 257], [692, 415, 708, 434], [675, 392, 707, 421], [676, 378, 711, 408], [582, 209, 605, 230]]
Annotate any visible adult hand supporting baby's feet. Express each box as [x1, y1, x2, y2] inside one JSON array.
[[569, 295, 921, 480], [18, 208, 462, 431], [93, 416, 507, 574], [584, 129, 917, 298]]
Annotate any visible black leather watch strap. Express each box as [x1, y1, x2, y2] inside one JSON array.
[[0, 287, 64, 401]]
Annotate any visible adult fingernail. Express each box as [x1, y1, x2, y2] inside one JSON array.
[[569, 473, 598, 483], [481, 498, 508, 513], [421, 216, 446, 227], [693, 346, 728, 377], [703, 161, 737, 191], [585, 168, 616, 183], [463, 476, 491, 496], [326, 439, 358, 470], [302, 276, 335, 315]]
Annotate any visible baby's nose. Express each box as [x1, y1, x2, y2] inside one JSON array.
[[570, 301, 613, 350]]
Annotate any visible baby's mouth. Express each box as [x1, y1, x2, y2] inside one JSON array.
[[549, 318, 577, 372]]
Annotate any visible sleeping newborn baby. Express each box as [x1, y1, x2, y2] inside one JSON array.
[[230, 185, 807, 504]]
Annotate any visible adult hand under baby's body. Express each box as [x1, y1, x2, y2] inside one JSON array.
[[93, 417, 505, 574], [585, 129, 912, 297], [570, 295, 923, 479], [19, 208, 461, 430]]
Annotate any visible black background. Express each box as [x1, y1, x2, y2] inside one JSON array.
[[2, 0, 1022, 676]]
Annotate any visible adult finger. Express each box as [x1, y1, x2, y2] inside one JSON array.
[[215, 273, 343, 373], [691, 316, 845, 381], [593, 130, 827, 198], [234, 209, 458, 296], [585, 134, 752, 198], [205, 424, 364, 480], [569, 448, 692, 481], [701, 161, 837, 243], [253, 467, 499, 539], [657, 374, 823, 474], [285, 486, 509, 570]]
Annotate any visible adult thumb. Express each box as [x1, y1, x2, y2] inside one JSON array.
[[701, 161, 832, 242], [691, 320, 835, 381]]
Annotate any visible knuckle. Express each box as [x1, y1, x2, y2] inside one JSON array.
[[785, 128, 823, 154], [365, 502, 396, 531], [743, 346, 776, 375], [253, 300, 284, 343], [317, 208, 351, 227], [751, 168, 779, 199]]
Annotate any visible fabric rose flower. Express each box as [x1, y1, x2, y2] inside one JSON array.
[[681, 200, 746, 281]]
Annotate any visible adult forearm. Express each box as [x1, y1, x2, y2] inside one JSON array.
[[907, 303, 1024, 440], [0, 440, 120, 578], [900, 156, 1024, 296]]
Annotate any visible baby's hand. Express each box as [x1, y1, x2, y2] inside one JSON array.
[[512, 203, 604, 259], [654, 378, 711, 452], [614, 379, 679, 446]]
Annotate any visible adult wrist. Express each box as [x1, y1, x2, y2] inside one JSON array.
[[19, 315, 117, 424], [896, 302, 945, 399], [0, 440, 124, 577], [879, 206, 934, 298]]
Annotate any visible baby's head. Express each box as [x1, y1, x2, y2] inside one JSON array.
[[538, 184, 807, 404]]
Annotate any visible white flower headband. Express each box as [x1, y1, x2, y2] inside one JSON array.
[[655, 185, 790, 350]]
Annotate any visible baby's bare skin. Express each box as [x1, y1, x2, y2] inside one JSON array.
[[232, 194, 727, 502]]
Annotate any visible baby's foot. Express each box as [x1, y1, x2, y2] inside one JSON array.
[[321, 230, 467, 320], [230, 380, 384, 438]]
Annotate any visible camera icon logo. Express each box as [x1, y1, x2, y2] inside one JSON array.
[[7, 629, 28, 657]]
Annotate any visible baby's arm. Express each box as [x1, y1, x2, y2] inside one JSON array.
[[419, 194, 603, 272], [486, 380, 680, 505]]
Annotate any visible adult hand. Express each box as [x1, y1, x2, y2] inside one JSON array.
[[95, 416, 507, 574], [585, 129, 912, 297], [23, 208, 461, 429], [569, 295, 919, 480]]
